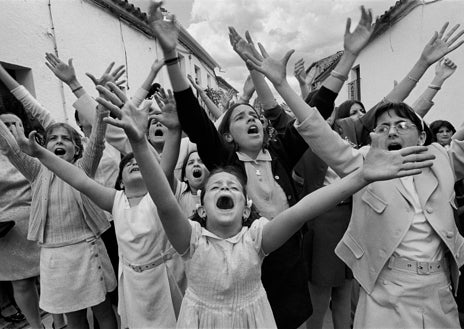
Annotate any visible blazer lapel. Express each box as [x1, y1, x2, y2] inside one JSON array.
[[394, 178, 415, 207], [413, 166, 438, 207]]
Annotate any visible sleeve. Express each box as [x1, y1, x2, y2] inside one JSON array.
[[181, 220, 202, 260], [447, 139, 464, 181], [0, 120, 41, 181], [174, 88, 232, 170], [10, 85, 56, 129], [73, 92, 132, 155], [248, 217, 270, 258], [307, 86, 338, 120], [294, 108, 363, 178], [79, 107, 107, 178], [263, 105, 294, 135], [131, 87, 149, 108]]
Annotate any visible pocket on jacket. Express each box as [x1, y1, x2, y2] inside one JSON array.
[[361, 188, 387, 214], [343, 234, 364, 259], [437, 284, 458, 314]]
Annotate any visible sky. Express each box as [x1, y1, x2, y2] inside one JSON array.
[[136, 0, 396, 93]]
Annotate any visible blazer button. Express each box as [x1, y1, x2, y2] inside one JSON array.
[[425, 207, 433, 214], [446, 231, 454, 239], [274, 175, 279, 180]]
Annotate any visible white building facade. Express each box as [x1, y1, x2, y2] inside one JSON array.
[[336, 0, 464, 127], [0, 0, 219, 123]]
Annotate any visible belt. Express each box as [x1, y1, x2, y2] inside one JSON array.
[[387, 256, 448, 275], [121, 247, 177, 273]]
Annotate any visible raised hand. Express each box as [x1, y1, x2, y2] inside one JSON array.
[[45, 53, 77, 85], [9, 124, 42, 158], [420, 22, 464, 65], [148, 2, 178, 55], [434, 57, 457, 81], [245, 43, 295, 86], [86, 62, 126, 88], [228, 27, 262, 63], [344, 6, 374, 56], [294, 58, 307, 85], [187, 74, 201, 91], [151, 89, 179, 130], [361, 133, 434, 182], [151, 58, 165, 75], [96, 82, 148, 142]]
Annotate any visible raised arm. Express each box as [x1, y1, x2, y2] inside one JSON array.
[[0, 118, 41, 181], [294, 58, 310, 100], [228, 28, 279, 110], [246, 42, 362, 176], [413, 58, 457, 118], [323, 6, 373, 94], [384, 23, 464, 103], [78, 104, 108, 177], [237, 74, 255, 104], [97, 81, 190, 253], [148, 2, 231, 170], [0, 63, 55, 129], [262, 135, 435, 254], [152, 89, 182, 191], [187, 74, 222, 119], [12, 128, 115, 212]]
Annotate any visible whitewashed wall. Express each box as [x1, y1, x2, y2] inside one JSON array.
[[0, 0, 217, 124], [337, 0, 464, 127]]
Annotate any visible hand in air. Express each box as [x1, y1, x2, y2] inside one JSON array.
[[96, 82, 148, 143], [361, 133, 435, 183]]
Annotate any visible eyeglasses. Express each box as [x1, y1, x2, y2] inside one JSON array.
[[373, 122, 417, 135]]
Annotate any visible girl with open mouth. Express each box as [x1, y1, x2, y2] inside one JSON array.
[[0, 107, 118, 329]]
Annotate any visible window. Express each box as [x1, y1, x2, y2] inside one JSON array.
[[207, 74, 212, 88], [194, 65, 201, 85], [348, 65, 361, 101], [0, 63, 43, 134]]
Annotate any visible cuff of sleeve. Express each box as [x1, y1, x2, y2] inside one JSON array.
[[10, 85, 29, 99], [73, 92, 97, 126]]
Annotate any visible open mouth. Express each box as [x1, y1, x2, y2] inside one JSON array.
[[129, 167, 140, 173], [192, 168, 202, 178], [54, 148, 66, 156], [154, 130, 164, 137], [248, 125, 259, 134], [216, 196, 234, 210], [387, 143, 402, 151]]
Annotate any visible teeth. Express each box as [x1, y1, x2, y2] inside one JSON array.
[[192, 168, 202, 178]]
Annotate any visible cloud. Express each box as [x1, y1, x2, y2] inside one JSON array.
[[186, 0, 392, 97]]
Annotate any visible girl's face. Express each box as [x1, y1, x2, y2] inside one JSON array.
[[148, 118, 167, 146], [46, 127, 77, 163], [374, 110, 425, 150], [436, 126, 453, 146], [349, 103, 366, 119], [200, 172, 249, 236], [226, 105, 264, 152], [184, 152, 209, 192], [121, 157, 143, 186]]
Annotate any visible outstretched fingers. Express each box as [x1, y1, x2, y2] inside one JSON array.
[[96, 96, 122, 120]]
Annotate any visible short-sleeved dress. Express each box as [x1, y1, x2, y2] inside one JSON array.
[[177, 217, 276, 329], [112, 191, 186, 329]]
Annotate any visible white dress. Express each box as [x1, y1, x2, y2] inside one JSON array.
[[177, 217, 277, 329], [112, 191, 186, 329]]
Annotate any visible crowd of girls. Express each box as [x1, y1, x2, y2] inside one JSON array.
[[1, 1, 464, 329]]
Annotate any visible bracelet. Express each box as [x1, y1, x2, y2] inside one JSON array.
[[407, 75, 419, 83], [330, 70, 348, 82], [71, 85, 83, 93], [164, 57, 180, 66], [428, 84, 441, 91]]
